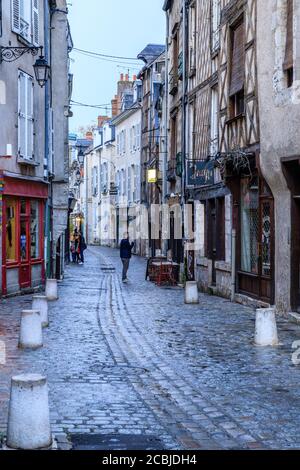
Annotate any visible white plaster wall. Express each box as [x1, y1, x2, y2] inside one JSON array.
[[257, 0, 300, 313]]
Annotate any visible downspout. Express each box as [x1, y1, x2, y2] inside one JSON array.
[[181, 0, 188, 260], [44, 0, 51, 279], [162, 8, 169, 256], [231, 229, 236, 302]]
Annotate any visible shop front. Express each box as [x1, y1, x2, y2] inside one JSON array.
[[227, 166, 275, 305], [1, 176, 48, 296]]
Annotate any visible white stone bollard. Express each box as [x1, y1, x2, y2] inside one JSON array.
[[255, 308, 279, 346], [7, 374, 52, 450], [184, 281, 199, 304], [19, 310, 43, 350], [45, 279, 58, 301], [32, 295, 49, 328]]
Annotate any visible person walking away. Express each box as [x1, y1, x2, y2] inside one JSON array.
[[120, 232, 134, 282], [78, 231, 87, 264], [73, 228, 80, 263]]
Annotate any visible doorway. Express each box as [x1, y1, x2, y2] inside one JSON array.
[[238, 176, 274, 303]]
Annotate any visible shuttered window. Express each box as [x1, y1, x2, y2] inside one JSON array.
[[128, 166, 131, 202], [11, 0, 20, 34], [283, 0, 293, 86], [18, 70, 34, 160], [136, 123, 141, 150], [32, 0, 39, 46], [11, 0, 39, 45], [229, 21, 245, 97]]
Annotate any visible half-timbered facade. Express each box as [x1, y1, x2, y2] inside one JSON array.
[[163, 0, 275, 306], [138, 45, 165, 257], [163, 0, 185, 265], [186, 0, 232, 293], [216, 0, 275, 305]]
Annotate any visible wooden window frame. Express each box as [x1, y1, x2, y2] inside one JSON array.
[[228, 17, 245, 119]]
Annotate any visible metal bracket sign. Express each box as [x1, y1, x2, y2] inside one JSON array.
[[186, 159, 215, 187]]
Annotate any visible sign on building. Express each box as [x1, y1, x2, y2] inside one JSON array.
[[187, 160, 215, 187]]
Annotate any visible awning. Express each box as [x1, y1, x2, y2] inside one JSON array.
[[2, 175, 49, 199]]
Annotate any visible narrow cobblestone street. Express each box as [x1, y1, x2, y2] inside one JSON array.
[[1, 247, 300, 450]]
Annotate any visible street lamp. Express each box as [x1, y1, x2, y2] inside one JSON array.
[[0, 46, 50, 88], [33, 54, 50, 88]]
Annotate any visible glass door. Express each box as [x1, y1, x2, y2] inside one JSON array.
[[238, 177, 274, 303], [19, 199, 31, 288]]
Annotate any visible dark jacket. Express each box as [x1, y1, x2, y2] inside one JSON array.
[[120, 239, 134, 259]]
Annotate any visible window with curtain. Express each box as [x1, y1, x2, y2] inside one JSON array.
[[229, 20, 245, 118], [283, 0, 294, 87], [240, 177, 259, 274], [210, 87, 219, 155]]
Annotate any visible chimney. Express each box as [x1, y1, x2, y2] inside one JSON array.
[[111, 97, 119, 118], [97, 115, 109, 128], [120, 73, 124, 81], [125, 73, 129, 82], [133, 74, 137, 81]]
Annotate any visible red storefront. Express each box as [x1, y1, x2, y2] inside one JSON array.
[[1, 175, 49, 296]]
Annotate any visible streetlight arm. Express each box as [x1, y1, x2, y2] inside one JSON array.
[[0, 46, 43, 63]]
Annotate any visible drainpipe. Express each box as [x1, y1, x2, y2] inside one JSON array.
[[231, 229, 236, 302], [44, 0, 52, 279], [162, 9, 170, 256], [181, 0, 188, 262]]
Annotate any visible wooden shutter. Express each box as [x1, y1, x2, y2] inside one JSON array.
[[27, 76, 34, 159], [229, 21, 245, 97], [32, 0, 39, 46], [127, 167, 131, 201], [18, 71, 26, 158], [18, 72, 34, 160], [283, 0, 293, 71], [12, 0, 20, 33]]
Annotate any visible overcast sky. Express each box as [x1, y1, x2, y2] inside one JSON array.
[[68, 0, 166, 134]]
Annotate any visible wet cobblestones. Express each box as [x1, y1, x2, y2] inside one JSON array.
[[1, 246, 300, 449]]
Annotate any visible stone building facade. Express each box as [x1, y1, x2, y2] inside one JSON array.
[[0, 0, 72, 296]]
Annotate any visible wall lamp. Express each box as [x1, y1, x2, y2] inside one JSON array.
[[0, 46, 50, 88]]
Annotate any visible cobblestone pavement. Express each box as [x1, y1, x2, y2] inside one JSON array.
[[1, 246, 300, 450]]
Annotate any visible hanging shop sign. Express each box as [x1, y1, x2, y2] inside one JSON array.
[[147, 169, 157, 183], [187, 160, 215, 187]]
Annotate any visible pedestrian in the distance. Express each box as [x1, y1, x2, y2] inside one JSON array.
[[120, 232, 134, 283], [73, 228, 80, 264], [78, 231, 87, 265]]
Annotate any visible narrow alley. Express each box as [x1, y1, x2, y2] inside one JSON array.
[[1, 247, 300, 451]]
